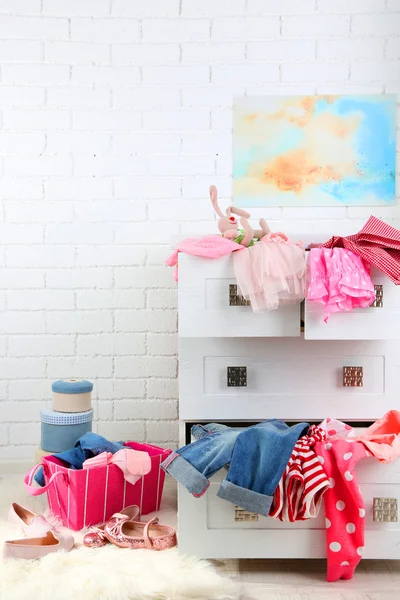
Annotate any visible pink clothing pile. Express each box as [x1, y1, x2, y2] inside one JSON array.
[[165, 235, 243, 281], [270, 425, 330, 522], [316, 411, 400, 582], [320, 216, 400, 285], [233, 233, 306, 312], [315, 436, 369, 582], [307, 247, 375, 322], [356, 410, 400, 463], [319, 417, 355, 439]]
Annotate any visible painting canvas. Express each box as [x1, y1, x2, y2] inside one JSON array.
[[233, 95, 396, 207]]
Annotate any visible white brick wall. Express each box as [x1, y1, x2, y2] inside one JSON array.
[[0, 0, 399, 459]]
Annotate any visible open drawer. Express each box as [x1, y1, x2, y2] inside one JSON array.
[[178, 450, 400, 559], [178, 254, 300, 338], [305, 267, 400, 340]]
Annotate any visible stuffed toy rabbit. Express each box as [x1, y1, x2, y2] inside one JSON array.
[[210, 185, 270, 247]]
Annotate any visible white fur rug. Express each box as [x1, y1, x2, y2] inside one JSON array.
[[0, 476, 239, 600]]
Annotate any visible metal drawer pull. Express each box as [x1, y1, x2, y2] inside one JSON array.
[[234, 506, 259, 522], [343, 366, 363, 387], [373, 497, 398, 522], [371, 284, 383, 308], [229, 284, 250, 306], [227, 366, 247, 387]]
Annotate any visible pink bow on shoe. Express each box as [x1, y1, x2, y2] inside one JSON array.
[[83, 505, 141, 548]]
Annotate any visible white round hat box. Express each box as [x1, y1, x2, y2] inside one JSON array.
[[52, 378, 93, 413]]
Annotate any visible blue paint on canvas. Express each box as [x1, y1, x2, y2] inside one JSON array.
[[319, 97, 396, 202]]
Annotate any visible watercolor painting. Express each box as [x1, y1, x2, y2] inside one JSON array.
[[233, 95, 396, 207]]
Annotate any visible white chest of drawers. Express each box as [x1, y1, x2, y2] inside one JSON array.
[[177, 253, 400, 560]]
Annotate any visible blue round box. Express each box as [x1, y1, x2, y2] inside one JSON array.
[[51, 379, 93, 413], [40, 408, 93, 453], [52, 379, 93, 394]]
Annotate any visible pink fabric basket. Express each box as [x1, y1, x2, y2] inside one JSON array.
[[24, 442, 171, 531]]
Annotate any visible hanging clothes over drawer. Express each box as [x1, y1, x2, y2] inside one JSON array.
[[162, 419, 309, 516]]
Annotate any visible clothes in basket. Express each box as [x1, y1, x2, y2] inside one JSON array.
[[25, 440, 171, 531]]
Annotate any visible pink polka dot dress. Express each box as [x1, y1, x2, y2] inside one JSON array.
[[307, 248, 376, 322], [314, 437, 370, 582]]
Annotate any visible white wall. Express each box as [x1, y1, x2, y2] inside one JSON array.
[[0, 0, 399, 459]]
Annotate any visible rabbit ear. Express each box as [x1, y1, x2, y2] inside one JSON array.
[[230, 206, 251, 218], [259, 218, 270, 235], [210, 185, 223, 218]]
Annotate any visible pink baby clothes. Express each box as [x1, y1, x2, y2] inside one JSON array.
[[320, 412, 400, 462], [269, 425, 330, 522], [83, 451, 113, 469], [83, 448, 151, 485], [319, 417, 355, 439], [355, 410, 400, 463], [307, 248, 375, 322], [165, 235, 244, 281], [111, 448, 151, 485], [320, 216, 400, 285], [233, 233, 306, 312], [314, 438, 370, 582]]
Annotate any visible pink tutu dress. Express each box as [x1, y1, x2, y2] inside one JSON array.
[[233, 233, 306, 312], [307, 248, 375, 322]]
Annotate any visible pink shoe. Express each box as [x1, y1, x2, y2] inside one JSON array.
[[3, 530, 74, 560], [8, 502, 55, 537], [104, 516, 177, 551], [83, 504, 140, 548]]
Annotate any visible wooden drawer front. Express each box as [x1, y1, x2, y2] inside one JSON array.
[[179, 338, 396, 421], [178, 459, 400, 559], [178, 254, 300, 338], [305, 268, 400, 340]]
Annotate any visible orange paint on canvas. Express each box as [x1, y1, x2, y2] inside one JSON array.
[[260, 149, 342, 193]]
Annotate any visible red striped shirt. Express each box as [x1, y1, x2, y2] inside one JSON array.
[[269, 425, 330, 522]]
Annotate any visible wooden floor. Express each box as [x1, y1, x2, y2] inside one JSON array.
[[164, 480, 400, 599], [215, 557, 400, 599]]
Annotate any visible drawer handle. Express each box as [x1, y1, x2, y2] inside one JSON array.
[[227, 366, 247, 387], [343, 366, 363, 387], [234, 506, 259, 522], [373, 497, 398, 522], [371, 284, 383, 308], [229, 284, 250, 307]]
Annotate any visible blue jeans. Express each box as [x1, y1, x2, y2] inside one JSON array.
[[162, 420, 309, 517]]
